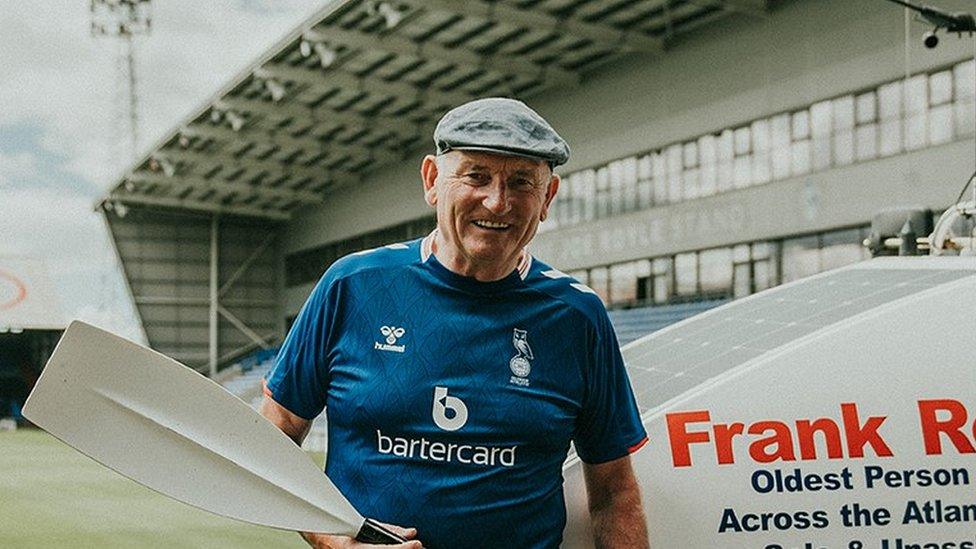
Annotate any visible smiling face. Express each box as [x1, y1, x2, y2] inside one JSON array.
[[421, 150, 560, 281]]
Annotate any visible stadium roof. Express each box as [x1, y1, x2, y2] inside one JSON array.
[[0, 257, 67, 332], [98, 0, 772, 221]]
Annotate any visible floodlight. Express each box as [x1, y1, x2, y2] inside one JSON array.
[[225, 111, 245, 132], [210, 110, 222, 124], [265, 78, 286, 102], [300, 39, 313, 58], [313, 42, 338, 69], [372, 1, 404, 29], [149, 156, 175, 177]]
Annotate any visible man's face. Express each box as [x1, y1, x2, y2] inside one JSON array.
[[421, 150, 559, 280]]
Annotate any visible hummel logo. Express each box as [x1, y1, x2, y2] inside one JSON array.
[[380, 326, 405, 344], [375, 325, 406, 353]]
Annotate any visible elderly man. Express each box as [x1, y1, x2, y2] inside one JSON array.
[[261, 98, 649, 548]]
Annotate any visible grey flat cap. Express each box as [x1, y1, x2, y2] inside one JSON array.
[[434, 97, 570, 167]]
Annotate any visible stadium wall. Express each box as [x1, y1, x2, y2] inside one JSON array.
[[281, 0, 976, 312]]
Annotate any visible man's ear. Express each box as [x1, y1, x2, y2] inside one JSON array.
[[540, 173, 560, 221], [421, 155, 438, 206]]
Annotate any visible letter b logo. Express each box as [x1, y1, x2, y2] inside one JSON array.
[[432, 386, 468, 431]]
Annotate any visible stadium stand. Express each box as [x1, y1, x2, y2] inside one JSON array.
[[220, 349, 278, 409]]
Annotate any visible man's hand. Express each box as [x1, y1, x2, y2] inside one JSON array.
[[299, 523, 422, 549], [583, 455, 649, 549]]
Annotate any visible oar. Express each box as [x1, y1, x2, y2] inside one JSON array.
[[22, 320, 404, 544]]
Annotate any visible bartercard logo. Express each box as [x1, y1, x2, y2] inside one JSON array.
[[432, 386, 468, 431], [375, 386, 517, 467], [509, 328, 533, 387], [374, 325, 406, 353]]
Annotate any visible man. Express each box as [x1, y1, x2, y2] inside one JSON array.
[[261, 98, 649, 548]]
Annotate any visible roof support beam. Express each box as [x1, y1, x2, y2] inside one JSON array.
[[126, 172, 324, 204], [180, 124, 400, 169], [218, 304, 271, 349], [103, 193, 291, 221], [217, 95, 425, 144], [153, 149, 356, 190], [717, 0, 770, 18], [412, 0, 664, 54], [304, 27, 578, 88], [255, 65, 472, 115], [219, 232, 276, 298]]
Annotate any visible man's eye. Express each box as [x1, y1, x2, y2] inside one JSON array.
[[465, 173, 490, 184]]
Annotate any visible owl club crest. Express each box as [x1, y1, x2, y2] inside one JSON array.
[[509, 328, 533, 387]]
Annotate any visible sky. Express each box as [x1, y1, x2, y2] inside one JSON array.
[[0, 0, 325, 342]]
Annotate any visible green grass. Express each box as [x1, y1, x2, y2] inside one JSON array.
[[0, 429, 319, 548]]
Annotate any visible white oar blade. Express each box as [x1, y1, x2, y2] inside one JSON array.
[[23, 320, 363, 535]]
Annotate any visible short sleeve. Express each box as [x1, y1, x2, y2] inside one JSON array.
[[264, 272, 340, 420], [572, 313, 648, 464]]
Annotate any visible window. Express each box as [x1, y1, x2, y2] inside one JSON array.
[[751, 119, 771, 184], [855, 91, 878, 161], [929, 70, 954, 145], [821, 228, 867, 271], [781, 235, 820, 283], [610, 261, 639, 305], [608, 161, 623, 216], [717, 129, 734, 192], [791, 110, 811, 175], [699, 247, 733, 295], [580, 169, 596, 222], [595, 167, 610, 219], [878, 81, 903, 156], [699, 134, 717, 195], [610, 260, 650, 305], [667, 144, 683, 203], [954, 60, 975, 137], [683, 142, 700, 200], [637, 155, 653, 209], [733, 243, 751, 298], [733, 126, 752, 188], [753, 242, 778, 292], [904, 74, 928, 151], [675, 252, 698, 296], [810, 100, 833, 170], [652, 152, 668, 205], [652, 257, 673, 304], [589, 266, 609, 304], [771, 113, 791, 180], [621, 156, 639, 213], [833, 95, 855, 166]]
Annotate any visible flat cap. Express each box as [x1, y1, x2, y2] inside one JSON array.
[[434, 97, 570, 167]]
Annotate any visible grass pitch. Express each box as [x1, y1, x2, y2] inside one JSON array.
[[0, 429, 318, 548]]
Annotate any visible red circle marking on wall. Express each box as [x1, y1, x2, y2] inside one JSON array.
[[0, 269, 28, 310]]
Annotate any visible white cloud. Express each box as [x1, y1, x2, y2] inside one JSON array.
[[0, 152, 39, 187], [0, 1, 324, 345], [1, 1, 323, 187]]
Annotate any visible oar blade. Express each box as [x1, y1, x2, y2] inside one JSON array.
[[23, 320, 362, 535]]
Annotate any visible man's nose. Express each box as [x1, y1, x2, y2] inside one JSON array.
[[482, 180, 511, 215]]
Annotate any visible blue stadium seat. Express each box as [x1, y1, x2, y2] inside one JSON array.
[[608, 300, 727, 347]]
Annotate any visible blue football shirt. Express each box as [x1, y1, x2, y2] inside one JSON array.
[[266, 234, 647, 548]]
